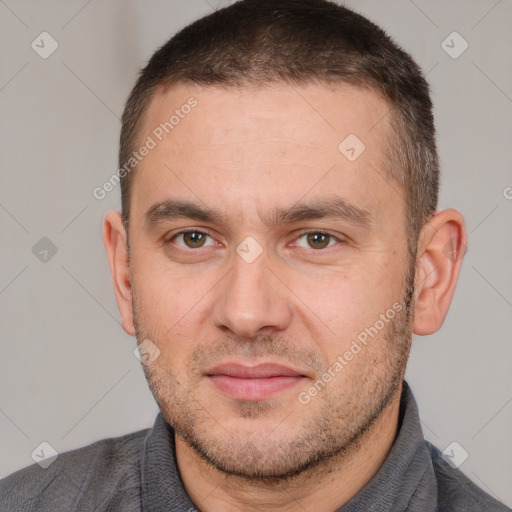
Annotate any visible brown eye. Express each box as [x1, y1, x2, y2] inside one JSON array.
[[171, 230, 214, 249], [306, 232, 331, 249], [294, 231, 340, 250], [183, 231, 206, 248]]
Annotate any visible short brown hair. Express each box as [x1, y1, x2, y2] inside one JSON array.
[[119, 0, 438, 254]]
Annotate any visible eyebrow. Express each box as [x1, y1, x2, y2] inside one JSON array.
[[266, 197, 371, 228], [144, 197, 372, 230]]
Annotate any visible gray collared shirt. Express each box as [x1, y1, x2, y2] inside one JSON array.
[[1, 382, 510, 511]]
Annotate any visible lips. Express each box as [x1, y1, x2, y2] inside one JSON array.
[[206, 362, 307, 401]]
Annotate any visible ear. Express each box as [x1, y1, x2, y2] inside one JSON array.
[[103, 210, 135, 336], [413, 209, 467, 336]]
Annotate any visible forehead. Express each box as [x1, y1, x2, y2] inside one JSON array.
[[143, 81, 390, 148], [131, 81, 399, 227]]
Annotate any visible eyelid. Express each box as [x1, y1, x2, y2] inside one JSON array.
[[165, 228, 348, 251], [167, 227, 214, 238], [291, 229, 349, 246], [166, 228, 220, 248]]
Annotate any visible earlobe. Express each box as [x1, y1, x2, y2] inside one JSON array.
[[412, 209, 467, 336], [102, 211, 136, 336]]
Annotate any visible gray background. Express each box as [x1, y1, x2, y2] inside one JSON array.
[[0, 0, 511, 507]]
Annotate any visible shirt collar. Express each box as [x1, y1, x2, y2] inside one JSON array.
[[338, 381, 437, 512], [140, 381, 436, 512], [140, 413, 196, 512]]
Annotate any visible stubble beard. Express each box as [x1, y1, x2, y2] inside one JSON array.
[[132, 268, 415, 482]]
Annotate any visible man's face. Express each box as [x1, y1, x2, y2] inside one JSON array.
[[127, 83, 414, 478]]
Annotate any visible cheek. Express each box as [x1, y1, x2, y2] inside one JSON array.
[[133, 250, 209, 314], [132, 264, 211, 359], [295, 262, 405, 348]]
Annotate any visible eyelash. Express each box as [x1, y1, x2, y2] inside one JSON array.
[[167, 228, 346, 252]]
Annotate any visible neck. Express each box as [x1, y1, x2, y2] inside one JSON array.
[[176, 388, 402, 512]]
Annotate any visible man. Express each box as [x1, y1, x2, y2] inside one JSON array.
[[1, 0, 509, 510]]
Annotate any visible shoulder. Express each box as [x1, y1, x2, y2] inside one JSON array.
[[0, 427, 150, 511], [427, 441, 511, 511]]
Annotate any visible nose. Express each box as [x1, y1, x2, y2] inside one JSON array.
[[211, 250, 293, 339]]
